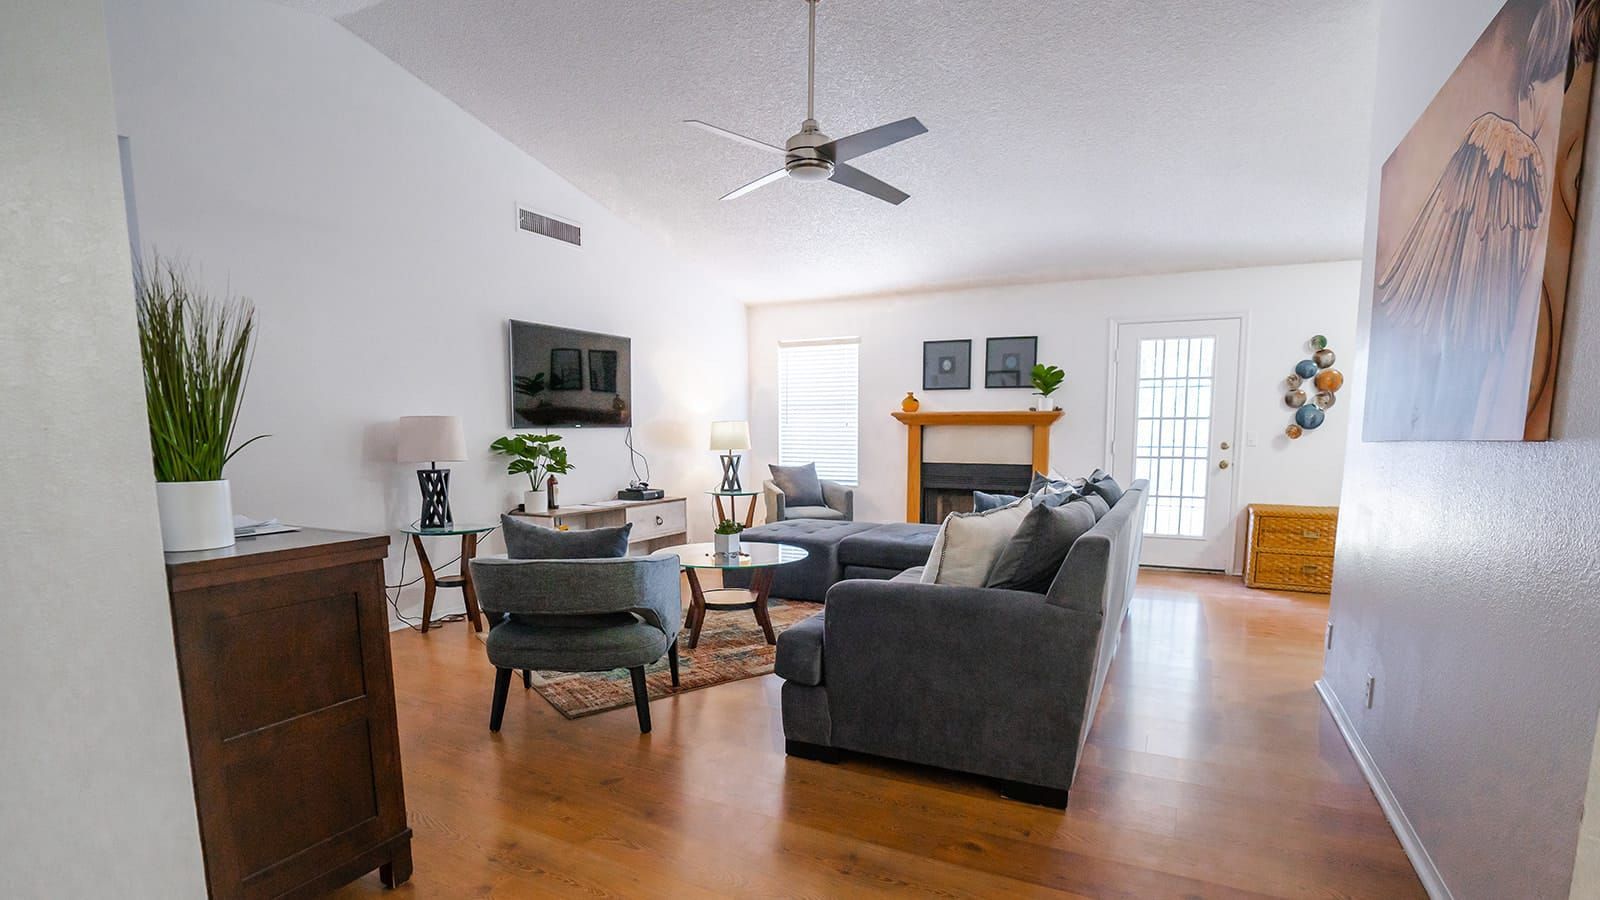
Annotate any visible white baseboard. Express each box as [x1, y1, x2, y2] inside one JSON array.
[[1315, 679, 1453, 900]]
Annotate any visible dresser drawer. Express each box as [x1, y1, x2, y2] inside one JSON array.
[[626, 500, 686, 542], [1254, 515, 1337, 555], [1250, 551, 1333, 593]]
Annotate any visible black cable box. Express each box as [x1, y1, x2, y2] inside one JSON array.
[[617, 487, 664, 501]]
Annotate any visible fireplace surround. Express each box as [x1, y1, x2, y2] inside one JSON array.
[[891, 409, 1065, 523]]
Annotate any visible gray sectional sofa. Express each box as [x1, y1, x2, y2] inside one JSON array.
[[768, 480, 1148, 808]]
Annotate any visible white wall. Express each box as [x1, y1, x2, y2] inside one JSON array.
[[0, 0, 207, 893], [1323, 1, 1600, 897], [747, 262, 1361, 572], [103, 0, 747, 624]]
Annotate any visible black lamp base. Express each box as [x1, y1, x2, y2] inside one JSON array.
[[718, 453, 743, 493], [417, 467, 453, 528]]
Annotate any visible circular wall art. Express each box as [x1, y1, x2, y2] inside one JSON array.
[[1283, 336, 1345, 440]]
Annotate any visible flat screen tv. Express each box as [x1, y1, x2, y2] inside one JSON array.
[[507, 320, 631, 428]]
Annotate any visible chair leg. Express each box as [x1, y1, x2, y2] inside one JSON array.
[[667, 637, 681, 687], [489, 667, 512, 733], [629, 665, 652, 733], [522, 669, 532, 689]]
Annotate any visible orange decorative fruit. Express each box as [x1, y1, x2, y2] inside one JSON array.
[[1285, 424, 1304, 439], [1313, 368, 1344, 392]]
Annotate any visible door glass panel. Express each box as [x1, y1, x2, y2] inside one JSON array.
[[1135, 337, 1216, 538]]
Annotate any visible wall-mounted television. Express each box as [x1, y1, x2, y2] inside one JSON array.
[[507, 320, 631, 428]]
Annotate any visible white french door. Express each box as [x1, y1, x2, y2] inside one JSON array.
[[1110, 318, 1241, 571]]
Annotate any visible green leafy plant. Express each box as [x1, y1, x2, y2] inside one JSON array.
[[136, 256, 267, 482], [714, 520, 744, 535], [1030, 363, 1066, 397], [489, 433, 574, 491]]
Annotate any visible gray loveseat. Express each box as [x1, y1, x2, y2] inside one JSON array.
[[774, 480, 1147, 808]]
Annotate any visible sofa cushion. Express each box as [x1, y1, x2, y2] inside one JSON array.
[[775, 612, 825, 686], [1085, 472, 1125, 506], [769, 462, 825, 507], [485, 614, 670, 672], [838, 523, 940, 572], [921, 500, 1030, 587], [973, 490, 1023, 512], [502, 514, 631, 560], [986, 501, 1098, 594], [731, 519, 880, 602], [784, 504, 846, 521], [891, 566, 925, 583]]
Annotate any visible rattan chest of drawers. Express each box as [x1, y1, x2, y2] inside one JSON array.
[[1244, 504, 1338, 594]]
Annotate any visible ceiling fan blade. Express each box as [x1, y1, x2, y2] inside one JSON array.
[[684, 120, 784, 155], [818, 117, 927, 163], [720, 168, 789, 201], [828, 163, 909, 205]]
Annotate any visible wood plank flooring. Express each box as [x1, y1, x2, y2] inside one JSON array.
[[332, 570, 1423, 898]]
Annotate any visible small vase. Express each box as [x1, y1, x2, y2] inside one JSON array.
[[1035, 395, 1055, 412], [524, 484, 550, 515], [901, 392, 920, 412], [714, 532, 741, 557], [155, 479, 235, 551]]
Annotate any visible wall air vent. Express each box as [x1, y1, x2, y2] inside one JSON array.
[[518, 207, 581, 246]]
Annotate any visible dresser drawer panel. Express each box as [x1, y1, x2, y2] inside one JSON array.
[[1251, 551, 1333, 593], [1254, 515, 1337, 555], [626, 501, 686, 541]]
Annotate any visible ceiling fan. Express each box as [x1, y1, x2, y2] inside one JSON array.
[[685, 0, 927, 205]]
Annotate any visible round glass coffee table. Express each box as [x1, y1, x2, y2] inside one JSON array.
[[659, 542, 809, 649]]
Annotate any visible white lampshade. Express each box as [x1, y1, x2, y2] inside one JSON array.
[[396, 415, 467, 463], [709, 420, 751, 452]]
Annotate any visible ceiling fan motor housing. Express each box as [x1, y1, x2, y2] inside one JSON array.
[[784, 119, 834, 181]]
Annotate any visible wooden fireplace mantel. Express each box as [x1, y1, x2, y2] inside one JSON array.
[[892, 409, 1064, 522]]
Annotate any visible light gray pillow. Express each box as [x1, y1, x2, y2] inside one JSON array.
[[986, 501, 1097, 593], [769, 462, 825, 507], [921, 499, 1030, 587]]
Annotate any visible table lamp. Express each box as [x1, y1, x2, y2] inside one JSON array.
[[397, 416, 468, 528], [710, 420, 751, 492]]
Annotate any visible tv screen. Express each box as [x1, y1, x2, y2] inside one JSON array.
[[507, 320, 631, 428]]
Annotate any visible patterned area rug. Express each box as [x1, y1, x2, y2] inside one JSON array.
[[478, 598, 821, 719]]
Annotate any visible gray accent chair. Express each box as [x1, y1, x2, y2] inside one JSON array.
[[775, 480, 1148, 808], [763, 478, 855, 523], [469, 552, 683, 734]]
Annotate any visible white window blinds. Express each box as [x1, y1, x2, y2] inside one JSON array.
[[778, 339, 860, 485]]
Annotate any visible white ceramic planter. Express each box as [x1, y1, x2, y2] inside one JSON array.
[[714, 532, 741, 558], [524, 486, 550, 515], [155, 480, 235, 551], [1035, 395, 1055, 412]]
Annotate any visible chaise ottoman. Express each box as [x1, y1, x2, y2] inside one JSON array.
[[837, 523, 939, 581], [727, 520, 880, 602]]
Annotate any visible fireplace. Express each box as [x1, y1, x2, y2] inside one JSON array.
[[920, 462, 1033, 524]]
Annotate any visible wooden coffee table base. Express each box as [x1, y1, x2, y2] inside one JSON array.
[[685, 568, 776, 649]]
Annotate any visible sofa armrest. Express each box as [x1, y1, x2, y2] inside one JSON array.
[[821, 480, 854, 520], [819, 578, 1104, 787], [763, 479, 787, 523]]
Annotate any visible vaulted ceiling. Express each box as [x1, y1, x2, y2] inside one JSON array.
[[274, 1, 1378, 303]]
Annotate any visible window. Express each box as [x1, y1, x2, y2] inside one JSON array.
[[778, 339, 859, 485], [1134, 336, 1214, 538]]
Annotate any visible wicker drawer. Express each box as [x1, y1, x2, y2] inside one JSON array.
[[1254, 516, 1337, 554], [1250, 551, 1334, 593]]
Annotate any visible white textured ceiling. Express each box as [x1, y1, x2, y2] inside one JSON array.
[[284, 0, 1378, 303]]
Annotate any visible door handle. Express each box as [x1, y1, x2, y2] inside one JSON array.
[[1218, 460, 1230, 470], [1220, 441, 1231, 451], [655, 515, 664, 526]]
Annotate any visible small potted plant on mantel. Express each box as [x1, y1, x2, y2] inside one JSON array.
[[489, 433, 573, 514], [1031, 363, 1066, 412], [137, 256, 268, 551], [714, 518, 743, 558]]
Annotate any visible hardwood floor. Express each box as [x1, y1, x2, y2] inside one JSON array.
[[332, 570, 1424, 898]]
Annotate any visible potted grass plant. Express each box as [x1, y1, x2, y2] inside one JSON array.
[[489, 433, 573, 514], [1031, 363, 1066, 412], [136, 257, 267, 551], [714, 519, 743, 558]]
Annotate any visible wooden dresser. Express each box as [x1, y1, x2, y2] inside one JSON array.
[[164, 528, 412, 898], [508, 495, 688, 553], [1244, 504, 1339, 594]]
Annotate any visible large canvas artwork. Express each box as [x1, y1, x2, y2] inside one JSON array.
[[1366, 0, 1598, 441]]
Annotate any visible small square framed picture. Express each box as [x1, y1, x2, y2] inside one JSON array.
[[923, 339, 972, 390], [986, 336, 1037, 388]]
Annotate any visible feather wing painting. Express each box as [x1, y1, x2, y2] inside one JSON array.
[[1364, 0, 1596, 442]]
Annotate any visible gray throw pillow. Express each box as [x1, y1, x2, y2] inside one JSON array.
[[986, 501, 1097, 593], [1075, 494, 1110, 520], [769, 462, 825, 507], [1034, 487, 1084, 508], [1086, 473, 1124, 507], [973, 490, 1023, 512], [501, 514, 632, 559]]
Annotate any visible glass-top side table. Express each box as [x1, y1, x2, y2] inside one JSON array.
[[705, 489, 762, 529], [398, 522, 498, 633], [658, 542, 809, 648]]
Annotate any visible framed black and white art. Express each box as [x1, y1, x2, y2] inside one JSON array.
[[985, 336, 1037, 388], [922, 339, 972, 390]]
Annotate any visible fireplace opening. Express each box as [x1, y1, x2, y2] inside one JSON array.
[[920, 462, 1033, 524]]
